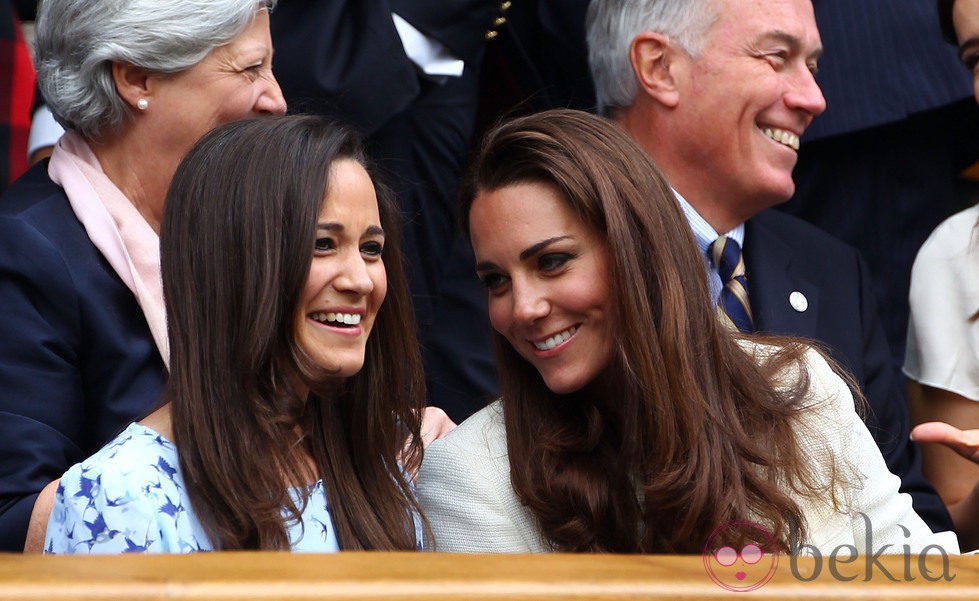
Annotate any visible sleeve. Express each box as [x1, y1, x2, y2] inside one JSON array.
[[904, 210, 979, 400], [43, 446, 185, 554], [416, 418, 542, 553], [803, 350, 960, 555], [0, 216, 87, 550]]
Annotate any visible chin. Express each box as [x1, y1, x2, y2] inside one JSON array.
[[316, 354, 365, 379], [542, 374, 588, 396]]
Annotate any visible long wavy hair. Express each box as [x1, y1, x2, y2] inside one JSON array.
[[161, 115, 426, 550], [460, 109, 845, 553]]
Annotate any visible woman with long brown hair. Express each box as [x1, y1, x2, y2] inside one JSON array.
[[417, 109, 958, 555], [43, 115, 427, 552]]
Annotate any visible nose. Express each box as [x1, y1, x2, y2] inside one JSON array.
[[334, 252, 374, 296], [785, 67, 826, 119], [510, 278, 549, 325], [256, 71, 288, 115]]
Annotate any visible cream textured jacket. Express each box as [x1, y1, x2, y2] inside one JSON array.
[[417, 345, 960, 554]]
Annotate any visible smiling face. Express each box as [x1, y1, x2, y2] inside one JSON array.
[[469, 180, 614, 395], [953, 0, 979, 101], [148, 9, 287, 163], [296, 159, 387, 378], [665, 0, 825, 225]]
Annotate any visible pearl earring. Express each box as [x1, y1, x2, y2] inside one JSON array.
[[136, 98, 149, 111]]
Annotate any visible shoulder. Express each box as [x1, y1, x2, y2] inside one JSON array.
[[46, 424, 196, 554], [914, 204, 979, 265], [748, 210, 858, 259], [905, 205, 979, 396], [739, 339, 849, 416], [425, 400, 507, 461], [418, 400, 510, 501], [0, 163, 88, 278], [57, 424, 181, 506], [417, 401, 546, 553], [0, 161, 69, 220]]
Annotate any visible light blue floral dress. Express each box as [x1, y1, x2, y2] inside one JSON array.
[[44, 423, 341, 553]]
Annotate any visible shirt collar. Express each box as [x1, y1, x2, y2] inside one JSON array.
[[672, 188, 745, 252]]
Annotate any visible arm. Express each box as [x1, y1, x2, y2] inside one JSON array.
[[415, 409, 544, 553], [23, 480, 60, 553], [908, 382, 979, 505], [910, 414, 979, 551], [802, 350, 959, 553], [44, 431, 194, 555], [0, 217, 86, 550]]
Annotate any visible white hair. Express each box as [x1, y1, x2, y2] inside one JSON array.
[[586, 0, 718, 115], [34, 0, 277, 140]]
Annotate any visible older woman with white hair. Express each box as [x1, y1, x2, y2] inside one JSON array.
[[0, 0, 286, 551]]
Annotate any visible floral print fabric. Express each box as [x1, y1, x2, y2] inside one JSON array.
[[44, 423, 341, 553]]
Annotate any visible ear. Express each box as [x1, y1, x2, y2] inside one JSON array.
[[111, 61, 152, 110], [629, 32, 682, 108]]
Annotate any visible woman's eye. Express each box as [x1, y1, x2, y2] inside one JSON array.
[[538, 253, 572, 272], [361, 240, 384, 257], [314, 237, 335, 253], [479, 272, 508, 292]]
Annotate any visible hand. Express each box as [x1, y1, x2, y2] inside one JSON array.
[[911, 422, 979, 464], [420, 406, 456, 449]]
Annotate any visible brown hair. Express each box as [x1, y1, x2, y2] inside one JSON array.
[[460, 109, 842, 553], [161, 115, 426, 550]]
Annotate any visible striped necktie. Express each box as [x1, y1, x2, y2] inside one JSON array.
[[709, 236, 754, 333]]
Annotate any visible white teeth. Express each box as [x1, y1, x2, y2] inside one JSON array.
[[533, 326, 577, 351], [313, 312, 362, 326], [762, 127, 800, 151]]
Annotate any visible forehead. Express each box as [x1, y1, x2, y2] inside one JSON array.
[[954, 0, 979, 36], [320, 159, 380, 222], [472, 181, 572, 224], [705, 0, 821, 52]]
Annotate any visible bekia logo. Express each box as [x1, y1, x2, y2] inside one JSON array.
[[703, 515, 955, 592], [702, 521, 779, 592]]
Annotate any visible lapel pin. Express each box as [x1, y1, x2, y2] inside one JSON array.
[[789, 291, 808, 313]]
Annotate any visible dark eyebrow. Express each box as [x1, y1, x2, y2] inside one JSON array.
[[317, 223, 385, 237], [519, 236, 570, 261], [474, 260, 499, 272], [474, 236, 571, 272]]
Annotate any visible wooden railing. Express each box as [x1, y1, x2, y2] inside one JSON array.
[[0, 552, 977, 600]]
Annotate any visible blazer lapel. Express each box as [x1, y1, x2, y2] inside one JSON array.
[[743, 216, 820, 338]]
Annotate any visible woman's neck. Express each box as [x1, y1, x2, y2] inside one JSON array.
[[139, 403, 173, 441], [87, 132, 176, 233]]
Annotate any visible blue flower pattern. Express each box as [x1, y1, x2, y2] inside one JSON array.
[[44, 423, 342, 553]]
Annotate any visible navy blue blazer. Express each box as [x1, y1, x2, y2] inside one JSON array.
[[270, 0, 497, 136], [805, 0, 971, 140], [745, 209, 952, 532], [0, 162, 166, 550]]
